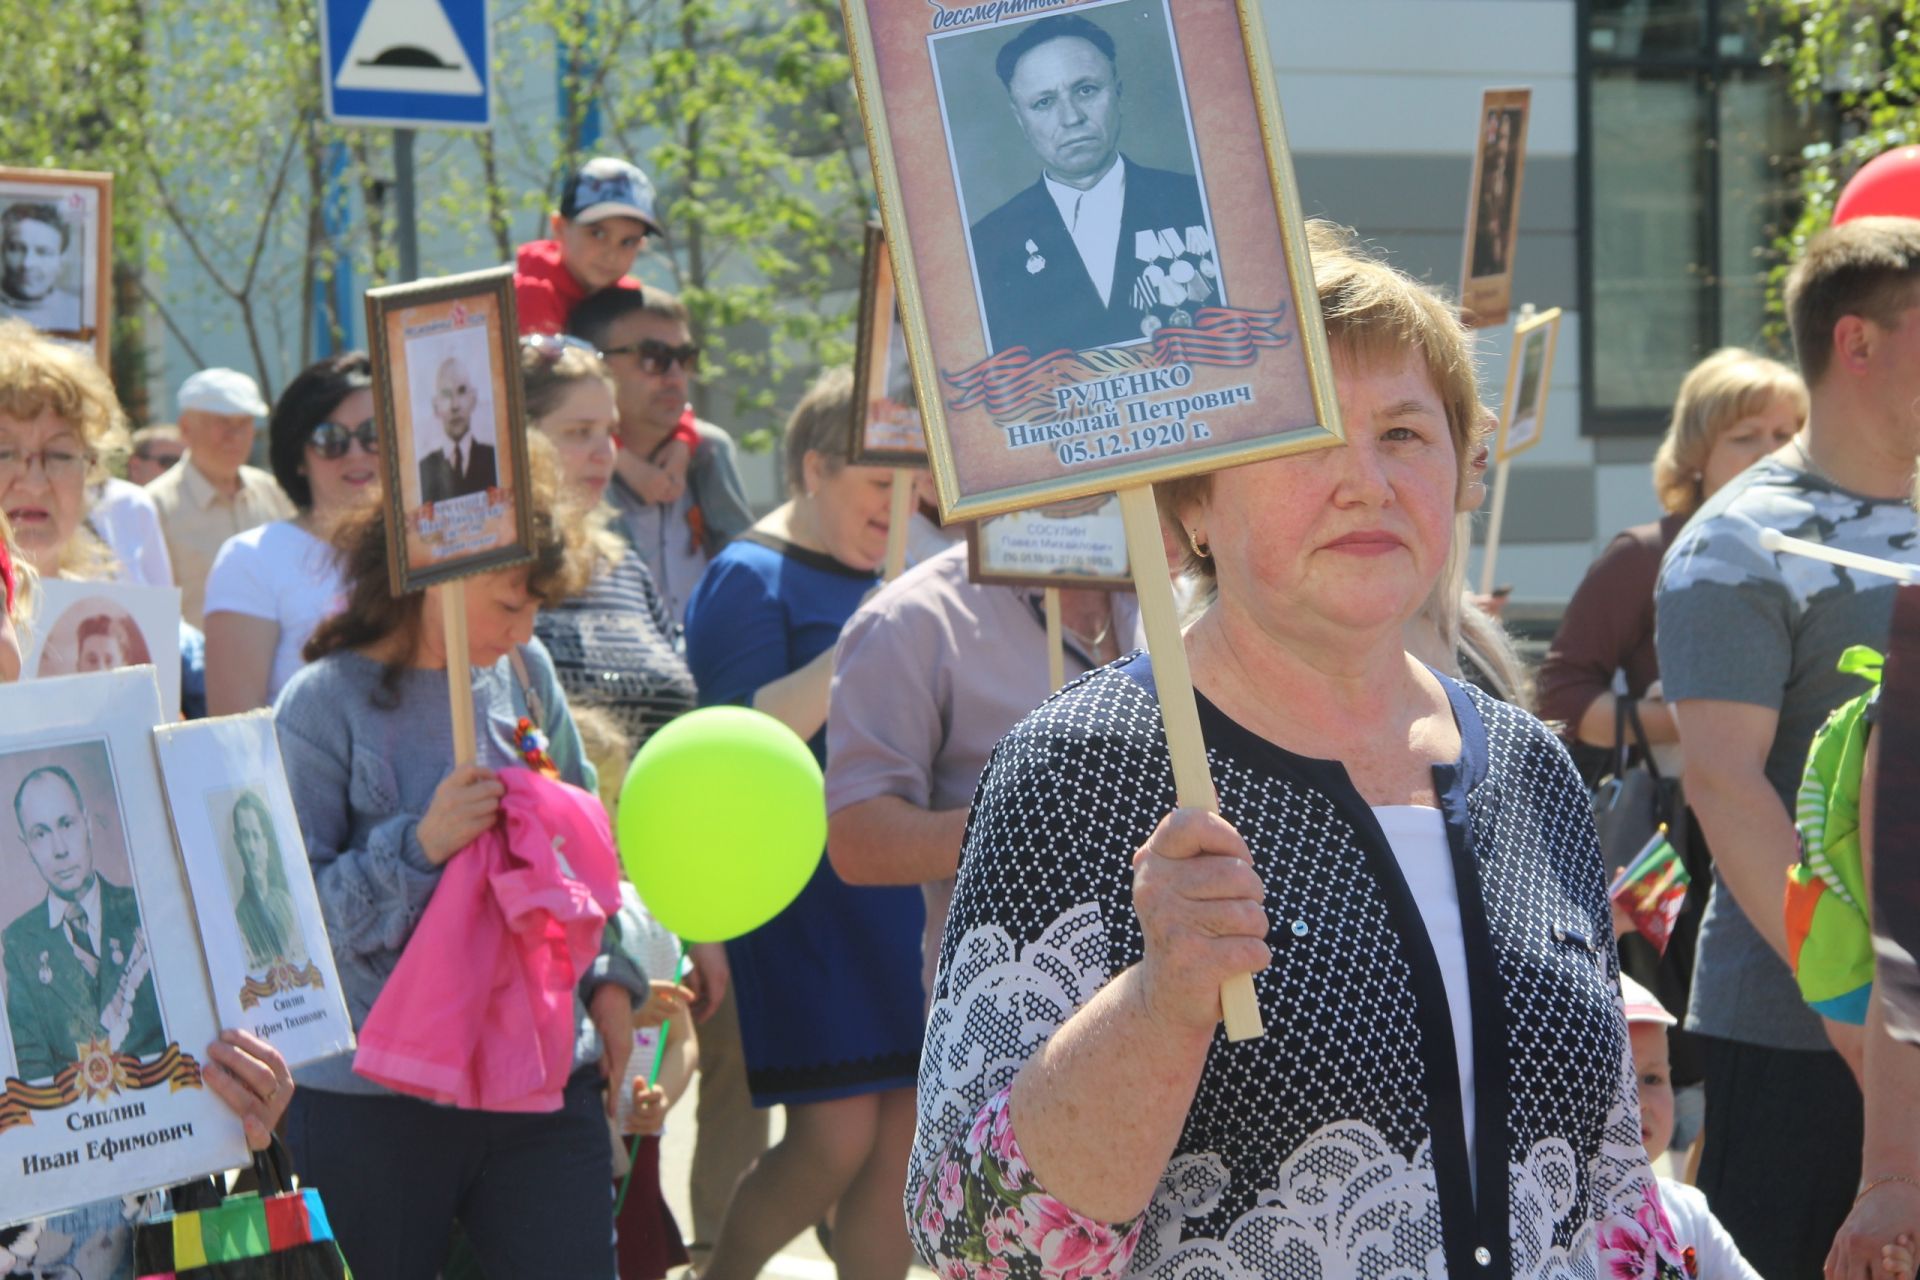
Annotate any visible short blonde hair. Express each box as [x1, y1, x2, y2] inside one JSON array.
[[783, 365, 854, 496], [1650, 348, 1806, 517], [1157, 221, 1487, 579], [0, 318, 128, 483]]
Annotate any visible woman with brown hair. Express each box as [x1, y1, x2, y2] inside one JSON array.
[[273, 443, 647, 1278], [684, 366, 922, 1280]]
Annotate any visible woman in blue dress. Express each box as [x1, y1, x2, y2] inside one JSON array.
[[685, 365, 924, 1280]]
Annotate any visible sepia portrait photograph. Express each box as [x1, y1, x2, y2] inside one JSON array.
[[24, 581, 184, 722], [152, 711, 352, 1070], [0, 168, 111, 366], [0, 739, 164, 1086], [207, 787, 307, 973], [843, 0, 1341, 521], [366, 266, 534, 594], [1459, 87, 1532, 328], [1496, 306, 1561, 462], [850, 224, 928, 465]]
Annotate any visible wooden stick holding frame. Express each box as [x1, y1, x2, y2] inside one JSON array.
[[1043, 588, 1066, 692], [884, 469, 915, 581], [1480, 305, 1562, 596], [843, 0, 1350, 1041], [364, 266, 536, 768]]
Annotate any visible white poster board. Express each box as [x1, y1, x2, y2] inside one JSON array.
[[969, 495, 1133, 589], [152, 713, 353, 1069], [24, 580, 183, 722], [0, 670, 247, 1228]]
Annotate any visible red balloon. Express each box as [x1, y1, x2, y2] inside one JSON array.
[[1834, 147, 1920, 224]]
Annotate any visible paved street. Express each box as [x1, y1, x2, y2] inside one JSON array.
[[659, 1103, 931, 1280]]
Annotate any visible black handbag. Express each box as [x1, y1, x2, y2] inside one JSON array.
[[1592, 695, 1679, 876]]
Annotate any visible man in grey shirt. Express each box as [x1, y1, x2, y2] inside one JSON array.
[[1657, 217, 1920, 1277]]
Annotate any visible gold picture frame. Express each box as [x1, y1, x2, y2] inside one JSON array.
[[1494, 306, 1562, 462], [1459, 87, 1532, 329], [0, 167, 113, 367], [840, 0, 1343, 522], [849, 223, 930, 466], [364, 266, 534, 595]]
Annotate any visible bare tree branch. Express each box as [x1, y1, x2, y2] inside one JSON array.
[[135, 276, 209, 370]]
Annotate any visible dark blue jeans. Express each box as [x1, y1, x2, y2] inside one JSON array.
[[285, 1069, 614, 1280]]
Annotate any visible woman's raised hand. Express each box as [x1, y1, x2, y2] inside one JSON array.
[[417, 764, 506, 866], [1131, 808, 1270, 1033]]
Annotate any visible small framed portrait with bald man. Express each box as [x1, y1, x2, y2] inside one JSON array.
[[365, 266, 534, 594], [0, 167, 112, 366], [843, 0, 1340, 521]]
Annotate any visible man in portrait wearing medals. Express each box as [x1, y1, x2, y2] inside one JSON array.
[[2, 764, 163, 1083], [968, 12, 1216, 355]]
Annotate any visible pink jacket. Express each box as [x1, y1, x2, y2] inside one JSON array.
[[354, 769, 623, 1111]]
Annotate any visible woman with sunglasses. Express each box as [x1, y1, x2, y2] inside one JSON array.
[[204, 353, 379, 715]]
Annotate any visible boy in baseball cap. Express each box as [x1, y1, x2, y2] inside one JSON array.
[[514, 156, 665, 338], [513, 157, 697, 504]]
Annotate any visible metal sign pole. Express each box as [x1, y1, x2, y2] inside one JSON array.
[[394, 128, 420, 282]]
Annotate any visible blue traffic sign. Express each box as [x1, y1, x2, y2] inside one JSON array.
[[320, 0, 492, 129]]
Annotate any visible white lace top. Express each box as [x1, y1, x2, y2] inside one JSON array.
[[906, 655, 1683, 1280]]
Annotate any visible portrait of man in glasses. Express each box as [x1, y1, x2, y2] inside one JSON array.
[[2, 755, 166, 1083], [408, 333, 499, 505]]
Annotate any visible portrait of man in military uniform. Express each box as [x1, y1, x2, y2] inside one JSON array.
[[960, 9, 1220, 356], [1, 761, 165, 1083]]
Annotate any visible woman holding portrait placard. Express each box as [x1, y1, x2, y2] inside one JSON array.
[[684, 366, 924, 1280], [0, 464, 297, 1280], [906, 225, 1679, 1280]]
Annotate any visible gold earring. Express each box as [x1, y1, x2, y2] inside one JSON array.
[[1187, 528, 1210, 559]]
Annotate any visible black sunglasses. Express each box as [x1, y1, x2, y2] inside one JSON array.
[[308, 417, 378, 460], [601, 337, 700, 376]]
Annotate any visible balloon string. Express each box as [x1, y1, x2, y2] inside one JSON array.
[[616, 942, 689, 1217]]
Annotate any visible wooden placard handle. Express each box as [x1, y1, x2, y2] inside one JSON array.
[[884, 468, 914, 581], [441, 579, 478, 767], [1116, 486, 1265, 1041], [1043, 587, 1066, 692], [1478, 456, 1511, 597]]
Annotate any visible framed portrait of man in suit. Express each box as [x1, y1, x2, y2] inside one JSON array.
[[0, 670, 247, 1228], [365, 266, 534, 594], [843, 0, 1341, 522]]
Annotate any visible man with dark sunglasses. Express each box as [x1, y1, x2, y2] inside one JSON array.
[[568, 287, 751, 625]]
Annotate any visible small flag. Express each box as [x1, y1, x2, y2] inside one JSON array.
[[1608, 829, 1690, 954]]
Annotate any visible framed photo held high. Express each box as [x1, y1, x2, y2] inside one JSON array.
[[0, 671, 247, 1228], [850, 223, 929, 467], [840, 0, 1342, 522], [0, 167, 112, 366], [1494, 306, 1561, 462], [968, 493, 1131, 591], [365, 266, 534, 595], [1459, 87, 1532, 329]]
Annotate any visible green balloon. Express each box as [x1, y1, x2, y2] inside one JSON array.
[[616, 706, 825, 943]]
